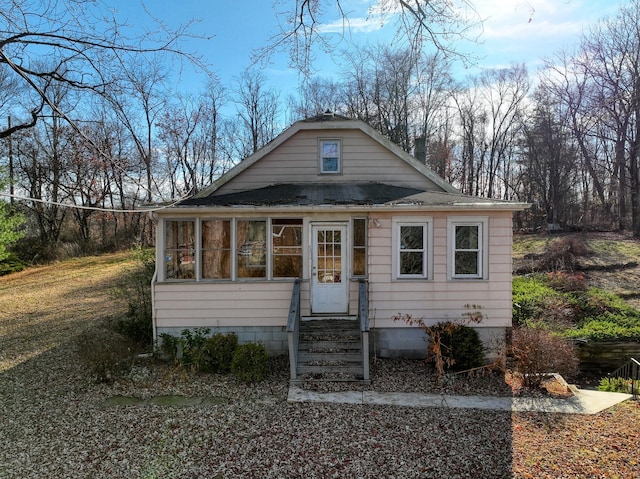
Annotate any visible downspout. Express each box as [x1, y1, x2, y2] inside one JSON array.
[[151, 268, 158, 345]]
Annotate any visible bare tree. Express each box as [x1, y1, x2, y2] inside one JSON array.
[[107, 56, 168, 203], [157, 84, 227, 197], [287, 77, 343, 121], [478, 64, 529, 198], [519, 89, 579, 228], [263, 0, 481, 75], [235, 69, 280, 157], [0, 0, 205, 139]]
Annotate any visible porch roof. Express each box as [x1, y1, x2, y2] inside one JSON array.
[[177, 182, 523, 209]]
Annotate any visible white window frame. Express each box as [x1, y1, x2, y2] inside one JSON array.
[[392, 217, 433, 280], [448, 217, 489, 280], [318, 138, 342, 174]]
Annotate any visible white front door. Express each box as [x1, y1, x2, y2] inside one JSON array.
[[311, 224, 349, 314]]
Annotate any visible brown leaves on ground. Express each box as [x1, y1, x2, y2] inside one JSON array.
[[1, 253, 639, 478], [512, 402, 640, 478]]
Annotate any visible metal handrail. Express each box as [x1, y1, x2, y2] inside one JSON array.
[[358, 279, 370, 381], [610, 357, 639, 400], [286, 279, 301, 380], [358, 279, 369, 333]]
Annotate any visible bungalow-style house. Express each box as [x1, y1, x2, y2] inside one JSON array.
[[152, 113, 528, 382]]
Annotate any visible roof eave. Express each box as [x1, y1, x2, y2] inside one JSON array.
[[157, 202, 531, 216]]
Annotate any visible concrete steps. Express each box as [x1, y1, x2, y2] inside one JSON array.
[[296, 318, 367, 382]]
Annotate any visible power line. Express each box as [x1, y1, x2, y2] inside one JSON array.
[[0, 191, 187, 213]]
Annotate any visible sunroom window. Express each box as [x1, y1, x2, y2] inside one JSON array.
[[271, 219, 303, 278], [236, 220, 267, 278], [202, 219, 231, 279], [165, 220, 195, 280]]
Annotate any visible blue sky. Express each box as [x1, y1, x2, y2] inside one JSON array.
[[116, 0, 624, 96]]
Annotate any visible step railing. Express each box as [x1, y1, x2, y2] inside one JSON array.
[[286, 279, 301, 381], [358, 279, 370, 381], [610, 357, 639, 400]]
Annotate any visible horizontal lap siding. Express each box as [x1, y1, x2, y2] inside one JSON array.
[[368, 212, 514, 329], [154, 282, 297, 328], [216, 130, 439, 194]]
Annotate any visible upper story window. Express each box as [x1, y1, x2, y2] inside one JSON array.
[[319, 139, 341, 174], [448, 217, 488, 280]]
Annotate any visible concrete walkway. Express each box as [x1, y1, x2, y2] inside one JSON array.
[[288, 386, 633, 414]]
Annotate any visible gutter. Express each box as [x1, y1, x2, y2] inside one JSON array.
[[154, 202, 531, 216]]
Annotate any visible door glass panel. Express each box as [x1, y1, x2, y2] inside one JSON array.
[[316, 228, 342, 283]]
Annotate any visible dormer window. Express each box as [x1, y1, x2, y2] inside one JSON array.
[[319, 139, 341, 174]]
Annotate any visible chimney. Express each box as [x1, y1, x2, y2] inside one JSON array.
[[414, 136, 426, 165]]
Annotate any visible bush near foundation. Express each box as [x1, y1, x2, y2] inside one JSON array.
[[196, 333, 239, 373], [231, 343, 269, 383], [430, 322, 485, 372]]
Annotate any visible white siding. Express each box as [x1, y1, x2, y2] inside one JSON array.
[[216, 129, 441, 194], [154, 211, 515, 333], [154, 281, 299, 328], [367, 211, 514, 329]]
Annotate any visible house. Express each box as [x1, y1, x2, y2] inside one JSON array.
[[152, 113, 529, 381]]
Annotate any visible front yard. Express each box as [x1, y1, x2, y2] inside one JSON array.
[[0, 253, 638, 478]]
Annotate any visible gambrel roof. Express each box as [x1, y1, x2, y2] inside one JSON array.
[[176, 114, 528, 212]]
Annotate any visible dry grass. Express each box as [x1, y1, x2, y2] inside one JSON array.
[[0, 252, 134, 372]]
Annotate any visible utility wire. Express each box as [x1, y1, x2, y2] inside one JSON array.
[[0, 191, 186, 213]]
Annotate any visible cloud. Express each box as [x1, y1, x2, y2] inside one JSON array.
[[317, 16, 385, 34]]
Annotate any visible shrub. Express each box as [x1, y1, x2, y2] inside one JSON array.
[[231, 343, 269, 383], [597, 376, 639, 393], [536, 235, 591, 272], [544, 271, 587, 292], [563, 320, 640, 342], [431, 322, 485, 372], [76, 328, 136, 383], [196, 333, 238, 373], [111, 246, 155, 347], [512, 276, 561, 326], [158, 333, 181, 362], [179, 328, 210, 366], [157, 328, 211, 367], [510, 327, 579, 387], [0, 252, 25, 276]]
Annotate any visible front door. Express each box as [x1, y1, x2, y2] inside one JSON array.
[[311, 224, 348, 314]]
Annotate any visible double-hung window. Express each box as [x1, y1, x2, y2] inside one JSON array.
[[319, 139, 341, 174], [449, 218, 488, 279], [393, 218, 432, 279]]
